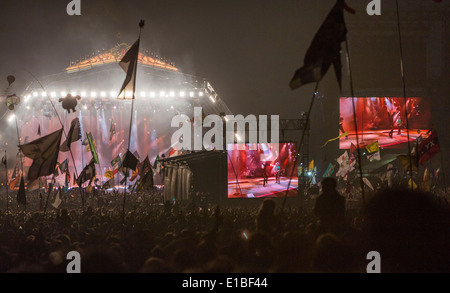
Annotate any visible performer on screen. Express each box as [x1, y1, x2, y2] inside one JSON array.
[[262, 162, 270, 187], [274, 162, 281, 184], [339, 113, 348, 139], [397, 117, 402, 135]]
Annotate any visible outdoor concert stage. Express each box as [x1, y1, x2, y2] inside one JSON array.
[[228, 177, 298, 198], [10, 43, 233, 186]]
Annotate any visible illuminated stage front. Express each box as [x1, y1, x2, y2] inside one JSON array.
[[9, 44, 233, 186]]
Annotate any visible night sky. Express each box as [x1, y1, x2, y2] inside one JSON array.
[[1, 0, 449, 162]]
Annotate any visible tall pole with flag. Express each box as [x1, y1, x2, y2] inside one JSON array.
[[285, 0, 355, 211], [117, 20, 145, 220], [25, 71, 85, 210], [344, 41, 366, 204]]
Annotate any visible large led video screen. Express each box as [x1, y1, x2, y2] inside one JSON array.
[[227, 143, 298, 198], [339, 97, 432, 149]]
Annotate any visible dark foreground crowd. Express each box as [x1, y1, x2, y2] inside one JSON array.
[[1, 178, 450, 273]]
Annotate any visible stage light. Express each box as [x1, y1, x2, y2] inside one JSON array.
[[33, 92, 38, 97], [100, 91, 106, 98], [170, 106, 174, 109], [51, 92, 57, 98], [189, 91, 194, 97], [199, 91, 204, 97], [61, 91, 67, 97], [26, 106, 30, 110], [140, 91, 146, 98], [160, 91, 165, 97], [179, 91, 185, 97], [8, 114, 15, 123], [169, 91, 175, 97], [150, 92, 156, 98], [91, 91, 97, 98], [71, 91, 77, 96], [83, 105, 87, 110], [41, 92, 47, 97], [113, 106, 117, 109], [109, 91, 116, 98], [307, 171, 313, 176], [80, 91, 87, 98], [209, 95, 216, 103]]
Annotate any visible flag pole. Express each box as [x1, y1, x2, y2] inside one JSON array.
[[25, 71, 85, 210], [122, 20, 145, 221], [4, 150, 9, 214], [282, 81, 319, 213], [344, 39, 366, 204], [395, 0, 414, 189]]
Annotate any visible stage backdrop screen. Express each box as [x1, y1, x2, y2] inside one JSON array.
[[339, 97, 432, 150], [227, 143, 299, 199]]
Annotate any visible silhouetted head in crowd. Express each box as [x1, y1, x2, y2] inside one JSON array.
[[362, 188, 450, 273], [321, 177, 337, 193]]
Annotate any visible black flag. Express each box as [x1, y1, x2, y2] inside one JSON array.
[[117, 39, 140, 100], [77, 159, 96, 187], [122, 150, 139, 171], [19, 129, 63, 181], [290, 0, 352, 90], [37, 124, 41, 136], [60, 118, 82, 152]]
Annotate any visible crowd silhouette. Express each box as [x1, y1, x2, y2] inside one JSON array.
[[0, 179, 450, 273]]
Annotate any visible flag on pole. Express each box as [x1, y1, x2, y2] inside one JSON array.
[[152, 155, 161, 174], [1, 154, 5, 166], [86, 132, 99, 164], [169, 148, 179, 157], [141, 156, 151, 174], [136, 168, 154, 193], [37, 124, 41, 136], [17, 176, 26, 206], [367, 150, 381, 162], [408, 178, 418, 190], [59, 159, 69, 174], [397, 155, 418, 172], [323, 163, 335, 178], [130, 169, 139, 182], [82, 136, 89, 146], [322, 132, 348, 148], [60, 118, 82, 152], [77, 159, 96, 187], [362, 177, 374, 191], [19, 129, 64, 181], [54, 162, 60, 177], [65, 171, 70, 188], [350, 142, 357, 154], [105, 170, 114, 180], [52, 189, 62, 209], [111, 154, 121, 167], [28, 178, 44, 192], [365, 141, 379, 154], [290, 0, 353, 90], [308, 160, 314, 171], [109, 120, 116, 141], [117, 39, 140, 100], [122, 150, 139, 171], [417, 130, 440, 165]]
